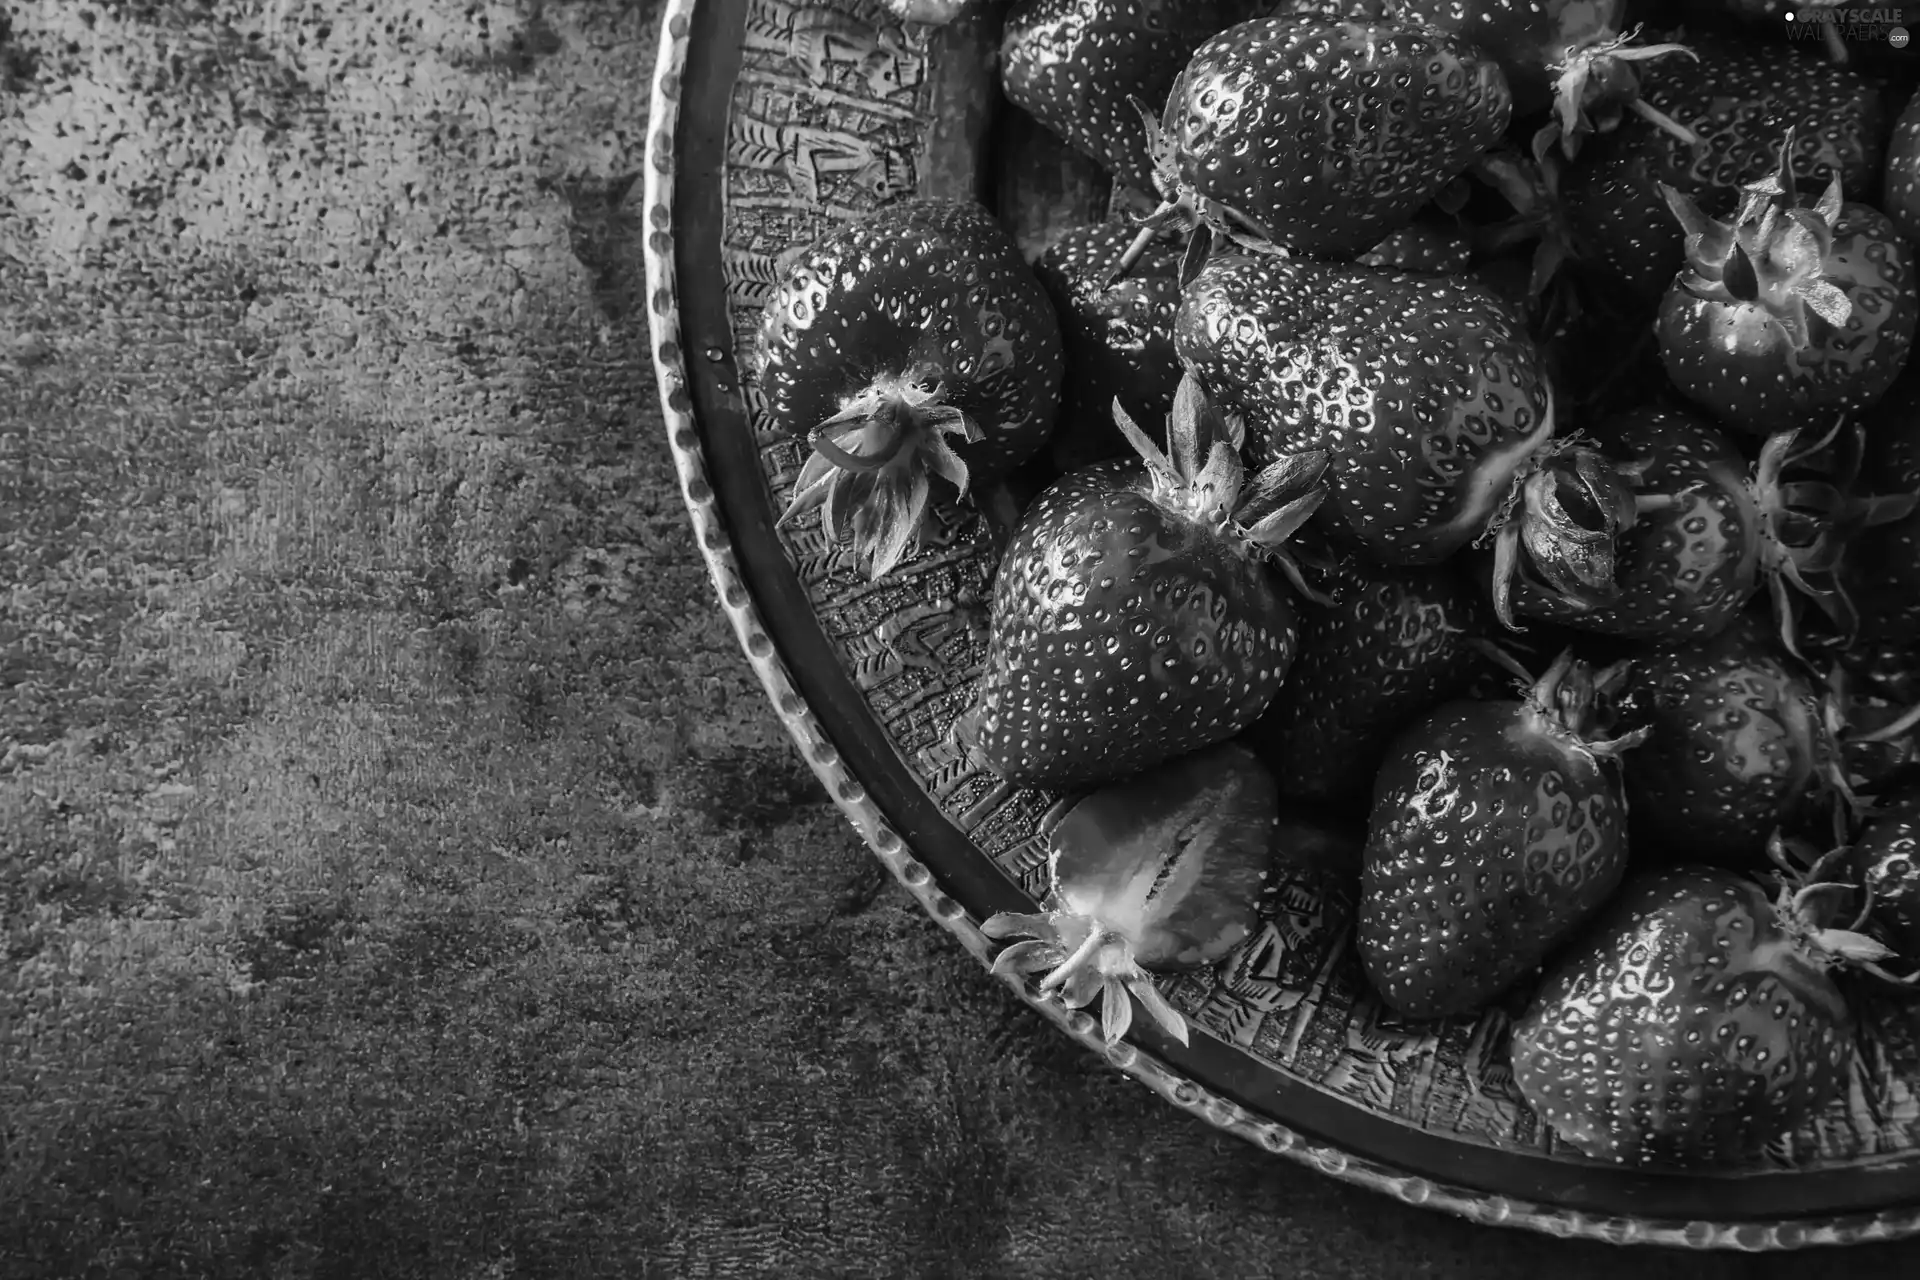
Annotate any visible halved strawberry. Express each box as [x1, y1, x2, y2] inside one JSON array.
[[982, 741, 1281, 1045]]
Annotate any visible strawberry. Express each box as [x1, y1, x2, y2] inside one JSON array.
[[1489, 408, 1863, 651], [964, 374, 1325, 789], [1613, 614, 1850, 866], [1358, 650, 1646, 1020], [1174, 253, 1557, 565], [1390, 3, 1696, 155], [982, 741, 1282, 1045], [1831, 665, 1920, 798], [999, 0, 1249, 197], [1031, 221, 1185, 473], [1847, 787, 1920, 966], [1657, 132, 1920, 437], [1244, 559, 1489, 816], [1559, 36, 1886, 303], [992, 104, 1120, 265], [1511, 862, 1888, 1166], [1886, 88, 1920, 248], [1355, 220, 1475, 274], [1841, 366, 1920, 673], [1117, 13, 1512, 271], [758, 199, 1065, 580], [1464, 146, 1585, 301]]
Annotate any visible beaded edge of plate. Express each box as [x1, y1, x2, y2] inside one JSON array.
[[640, 0, 1920, 1251]]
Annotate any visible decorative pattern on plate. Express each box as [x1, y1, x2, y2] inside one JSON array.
[[646, 0, 1920, 1246]]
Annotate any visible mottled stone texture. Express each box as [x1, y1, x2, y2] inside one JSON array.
[[0, 3, 1916, 1277]]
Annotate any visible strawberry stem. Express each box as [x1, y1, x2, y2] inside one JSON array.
[[1857, 699, 1920, 745], [1038, 926, 1110, 995], [812, 421, 912, 473]]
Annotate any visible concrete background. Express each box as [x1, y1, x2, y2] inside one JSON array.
[[4, 1, 1920, 1275]]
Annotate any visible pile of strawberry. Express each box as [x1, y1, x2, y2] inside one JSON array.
[[755, 0, 1920, 1170]]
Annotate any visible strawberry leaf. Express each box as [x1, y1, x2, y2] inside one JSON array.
[[1490, 523, 1523, 631], [778, 449, 841, 528], [980, 910, 1054, 941], [1113, 397, 1178, 483], [989, 938, 1061, 978], [1237, 450, 1329, 519], [1129, 976, 1189, 1046], [1660, 182, 1715, 243], [1815, 928, 1896, 964], [868, 468, 932, 580], [1774, 128, 1800, 207], [1100, 977, 1133, 1044], [1723, 242, 1760, 303], [1814, 174, 1845, 228], [821, 467, 859, 546], [1194, 441, 1243, 522], [1240, 488, 1325, 549], [1168, 372, 1209, 480], [1798, 279, 1852, 331], [1057, 960, 1108, 1010], [1178, 222, 1214, 289], [922, 430, 972, 495]]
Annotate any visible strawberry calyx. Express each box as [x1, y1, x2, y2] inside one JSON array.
[[1660, 130, 1854, 354], [1478, 644, 1651, 761], [982, 909, 1192, 1046], [1765, 832, 1911, 985], [777, 371, 984, 580], [1469, 147, 1578, 298], [1819, 662, 1920, 818], [1526, 648, 1651, 761], [1115, 371, 1332, 605], [1108, 99, 1285, 289], [1533, 26, 1698, 163], [1483, 435, 1669, 630], [1747, 422, 1916, 659]]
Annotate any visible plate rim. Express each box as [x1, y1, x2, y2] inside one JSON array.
[[639, 0, 1920, 1251]]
